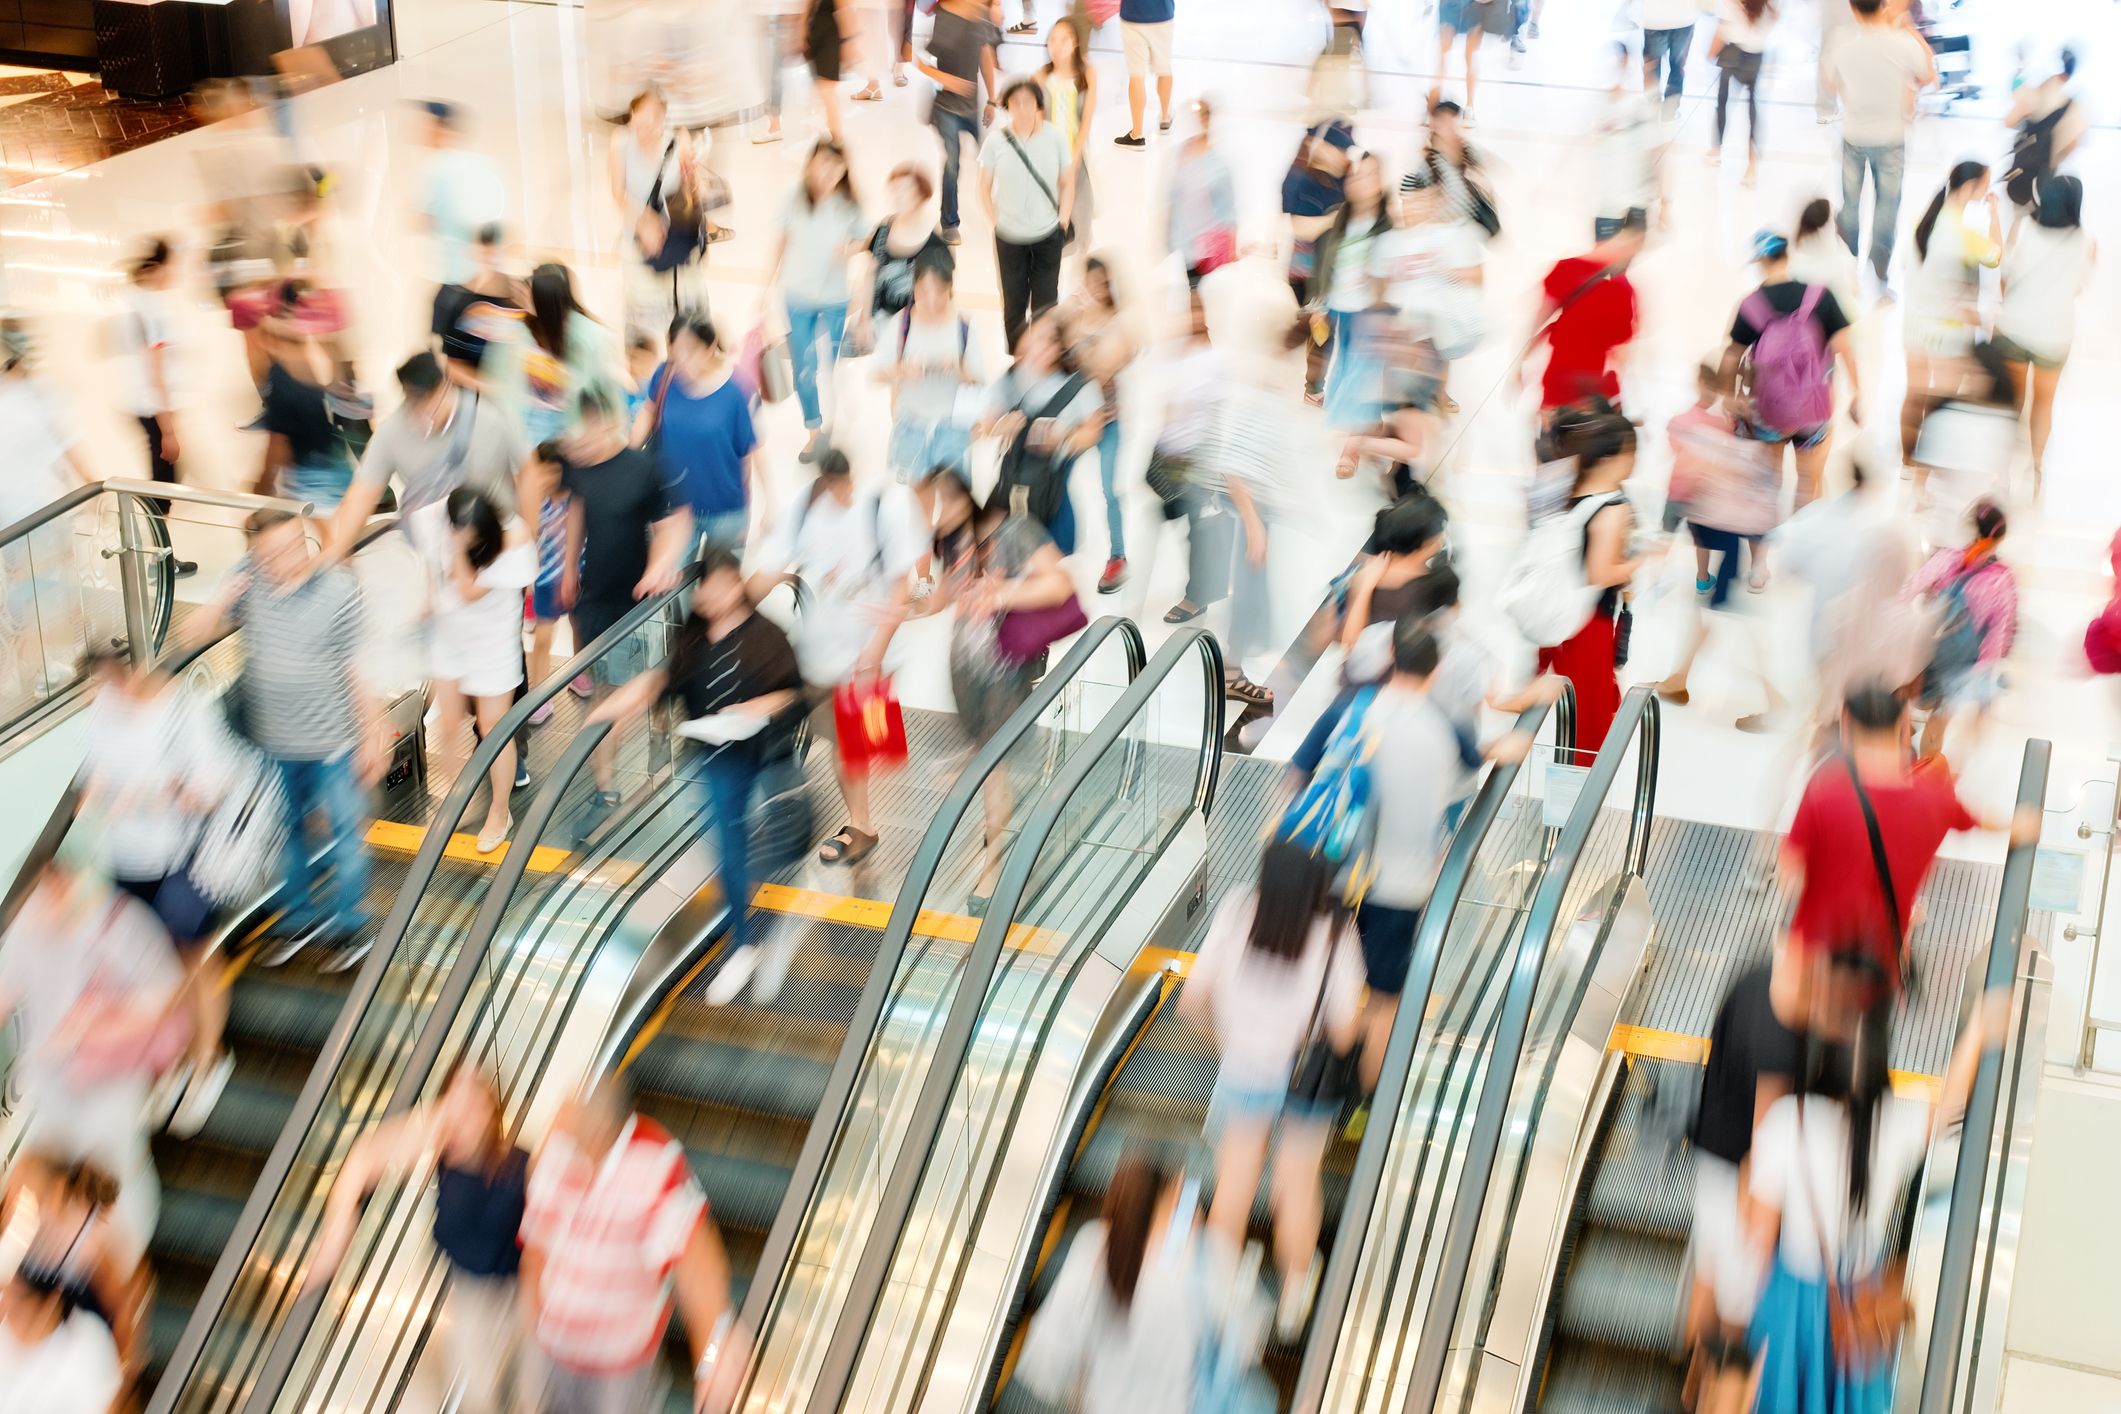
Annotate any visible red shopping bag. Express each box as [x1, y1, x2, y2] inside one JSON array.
[[834, 677, 909, 773]]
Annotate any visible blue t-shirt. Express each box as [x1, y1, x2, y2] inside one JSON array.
[[1121, 0, 1175, 20], [649, 365, 758, 518]]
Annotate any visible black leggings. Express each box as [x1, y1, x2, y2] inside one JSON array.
[[996, 228, 1064, 352], [1715, 48, 1763, 155]]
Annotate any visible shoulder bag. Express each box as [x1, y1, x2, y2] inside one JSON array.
[[1841, 754, 1912, 989], [1286, 916, 1359, 1112], [1001, 129, 1071, 242], [1795, 1103, 1912, 1376], [995, 371, 1090, 526]]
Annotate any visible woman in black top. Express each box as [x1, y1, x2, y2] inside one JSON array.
[[589, 550, 806, 976], [255, 290, 356, 515], [851, 163, 953, 340], [310, 1066, 531, 1414]]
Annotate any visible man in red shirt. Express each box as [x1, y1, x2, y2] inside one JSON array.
[[1781, 686, 2038, 986], [1526, 212, 1646, 413]]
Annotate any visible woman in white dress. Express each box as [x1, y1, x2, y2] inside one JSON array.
[[425, 488, 536, 853], [1992, 174, 2094, 479], [1900, 161, 2001, 467]]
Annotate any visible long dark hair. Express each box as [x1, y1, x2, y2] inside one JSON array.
[[1554, 399, 1637, 492], [1914, 160, 1988, 261], [1806, 951, 1894, 1212], [1247, 841, 1338, 961], [1330, 152, 1392, 244], [446, 488, 504, 571], [1100, 1154, 1171, 1309], [1797, 197, 1832, 242], [1739, 0, 1770, 21], [1040, 12, 1092, 96], [798, 139, 856, 208], [2034, 174, 2084, 231], [528, 263, 591, 361]]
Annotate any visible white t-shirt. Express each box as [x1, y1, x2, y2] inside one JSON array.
[[1825, 23, 1931, 146], [1750, 1093, 1931, 1282], [1371, 220, 1486, 358], [1997, 223, 2091, 363], [79, 686, 236, 882], [1640, 0, 1696, 26], [1190, 892, 1365, 1091], [760, 484, 928, 684], [0, 377, 78, 523], [421, 148, 508, 286], [413, 502, 538, 690], [0, 1312, 124, 1414], [0, 888, 181, 1100], [1325, 224, 1384, 313], [115, 288, 179, 418], [883, 312, 987, 427]]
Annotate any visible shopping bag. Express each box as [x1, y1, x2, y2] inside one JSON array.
[[833, 677, 909, 773]]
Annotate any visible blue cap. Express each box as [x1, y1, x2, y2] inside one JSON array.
[[1750, 229, 1789, 262]]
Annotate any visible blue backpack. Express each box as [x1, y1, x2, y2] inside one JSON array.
[[1925, 570, 1984, 691], [1278, 686, 1383, 906]]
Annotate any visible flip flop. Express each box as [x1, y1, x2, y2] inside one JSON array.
[[1163, 601, 1207, 624], [819, 825, 879, 865]]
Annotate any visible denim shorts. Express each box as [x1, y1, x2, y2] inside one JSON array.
[[1206, 1070, 1339, 1137], [888, 419, 973, 482]]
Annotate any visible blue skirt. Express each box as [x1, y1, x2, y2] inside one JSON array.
[[1324, 309, 1384, 432], [1748, 1256, 1896, 1414]]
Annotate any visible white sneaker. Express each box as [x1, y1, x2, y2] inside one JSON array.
[[147, 1061, 193, 1130], [255, 926, 319, 968], [167, 1052, 236, 1139], [1275, 1257, 1321, 1342], [749, 933, 796, 1007], [705, 947, 759, 1005], [317, 938, 374, 975]]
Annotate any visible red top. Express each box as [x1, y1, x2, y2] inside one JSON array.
[[1784, 756, 1978, 981], [1539, 256, 1638, 410]]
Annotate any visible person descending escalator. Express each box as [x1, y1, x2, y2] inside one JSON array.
[[520, 1075, 742, 1414], [308, 1066, 532, 1414], [1016, 1154, 1272, 1413], [0, 1264, 126, 1414], [0, 1154, 142, 1379], [1179, 840, 1364, 1341]]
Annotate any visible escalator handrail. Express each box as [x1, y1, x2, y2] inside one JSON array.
[[147, 560, 706, 1414], [1914, 738, 2050, 1414], [0, 512, 400, 932], [236, 718, 620, 1414], [1401, 685, 1661, 1414], [804, 626, 1223, 1411], [733, 614, 1149, 1349], [1289, 687, 1574, 1412], [0, 477, 314, 548]]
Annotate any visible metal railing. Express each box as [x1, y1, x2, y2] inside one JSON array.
[[1288, 685, 1575, 1411], [146, 561, 706, 1414], [802, 626, 1223, 1410], [234, 613, 1149, 1414], [1914, 739, 2050, 1414], [1401, 686, 1661, 1413]]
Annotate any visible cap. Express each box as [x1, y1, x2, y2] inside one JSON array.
[[1749, 230, 1789, 262]]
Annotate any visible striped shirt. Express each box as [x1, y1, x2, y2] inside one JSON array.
[[228, 561, 365, 760], [522, 1116, 705, 1374]]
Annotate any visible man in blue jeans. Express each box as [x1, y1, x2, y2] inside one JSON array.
[[1640, 0, 1696, 114], [1821, 0, 1933, 284], [918, 0, 999, 244], [194, 510, 383, 971]]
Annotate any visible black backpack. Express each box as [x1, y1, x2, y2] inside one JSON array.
[[2006, 99, 2069, 207], [993, 372, 1089, 527]]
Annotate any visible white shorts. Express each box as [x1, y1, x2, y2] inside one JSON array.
[[1692, 1153, 1765, 1327], [1123, 20, 1173, 76]]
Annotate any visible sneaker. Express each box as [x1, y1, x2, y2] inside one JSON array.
[[1275, 1257, 1321, 1342], [569, 673, 595, 698], [514, 763, 532, 791], [175, 560, 199, 578], [529, 700, 555, 727], [1098, 557, 1128, 594], [705, 946, 759, 1005], [750, 932, 796, 1007], [167, 1051, 235, 1139], [939, 226, 962, 247], [1510, 32, 1526, 52], [255, 923, 322, 968], [1113, 132, 1146, 149], [798, 432, 825, 464], [317, 937, 374, 975], [147, 1061, 193, 1130], [1527, 17, 1539, 37]]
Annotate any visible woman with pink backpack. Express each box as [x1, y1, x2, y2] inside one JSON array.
[[1718, 229, 1863, 512]]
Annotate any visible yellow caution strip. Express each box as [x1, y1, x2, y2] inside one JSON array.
[[1609, 1024, 1942, 1102], [363, 819, 574, 876]]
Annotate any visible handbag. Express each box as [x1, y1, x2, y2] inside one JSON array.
[[1795, 1106, 1912, 1376], [1841, 754, 1911, 988], [994, 373, 1090, 527], [832, 676, 909, 772], [189, 752, 290, 908], [64, 903, 193, 1085], [746, 750, 815, 875], [1192, 227, 1238, 277], [996, 591, 1088, 664], [1285, 918, 1358, 1112], [1001, 129, 1071, 243], [1145, 450, 1192, 521], [640, 139, 706, 274]]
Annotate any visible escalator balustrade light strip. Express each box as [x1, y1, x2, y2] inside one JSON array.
[[1608, 1024, 1942, 1101]]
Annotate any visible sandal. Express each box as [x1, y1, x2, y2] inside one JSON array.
[[1006, 19, 1036, 32], [1163, 600, 1207, 624], [819, 825, 879, 865], [1224, 675, 1273, 708], [852, 84, 883, 102], [595, 789, 622, 808], [1654, 678, 1691, 706]]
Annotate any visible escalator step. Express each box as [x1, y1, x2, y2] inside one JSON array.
[[152, 1187, 247, 1266], [634, 1035, 836, 1126], [1553, 1228, 1688, 1354], [680, 1147, 799, 1237], [162, 1075, 302, 1157], [1537, 1339, 1686, 1414], [1580, 1063, 1696, 1241], [225, 972, 350, 1053]]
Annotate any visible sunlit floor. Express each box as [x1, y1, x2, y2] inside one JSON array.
[[6, 0, 2121, 1408]]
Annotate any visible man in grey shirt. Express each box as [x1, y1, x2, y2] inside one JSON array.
[[192, 509, 382, 968], [324, 350, 526, 564], [1821, 0, 1934, 283], [978, 78, 1075, 349]]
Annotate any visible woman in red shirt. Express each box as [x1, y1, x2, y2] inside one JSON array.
[[1527, 216, 1645, 413]]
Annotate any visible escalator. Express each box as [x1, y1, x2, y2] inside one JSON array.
[[181, 617, 1153, 1414]]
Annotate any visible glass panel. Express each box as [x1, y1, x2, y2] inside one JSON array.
[[831, 639, 1213, 1406], [168, 595, 687, 1414], [744, 628, 1162, 1408]]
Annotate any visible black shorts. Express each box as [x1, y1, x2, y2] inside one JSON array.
[[1355, 901, 1422, 995], [119, 870, 218, 949]]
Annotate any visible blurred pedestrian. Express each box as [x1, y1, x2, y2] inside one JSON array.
[[0, 319, 93, 697], [770, 141, 866, 461], [1114, 0, 1176, 147], [1707, 0, 1773, 187], [522, 263, 627, 449], [634, 313, 764, 554], [1374, 164, 1486, 405], [1901, 162, 2000, 465], [1992, 175, 2092, 479], [1722, 229, 1862, 509], [1064, 257, 1138, 593], [415, 101, 508, 317], [979, 306, 1102, 556], [1282, 116, 1355, 402], [590, 549, 806, 1000], [756, 0, 808, 143], [1785, 198, 1861, 320], [116, 238, 196, 576], [917, 0, 999, 246], [1526, 215, 1643, 417], [1821, 0, 1932, 285], [1181, 840, 1363, 1337], [194, 509, 382, 968], [1434, 0, 1504, 119], [254, 289, 360, 521], [878, 257, 985, 482], [1042, 14, 1098, 282], [980, 77, 1074, 351], [1641, 0, 1696, 113], [0, 1154, 141, 1376], [852, 164, 952, 338], [1598, 43, 1662, 239], [1162, 98, 1237, 287], [1905, 498, 2016, 761], [1148, 294, 1231, 626], [609, 89, 708, 338], [520, 1076, 740, 1414], [1309, 151, 1390, 433], [0, 1266, 125, 1414], [311, 1066, 531, 1414]]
